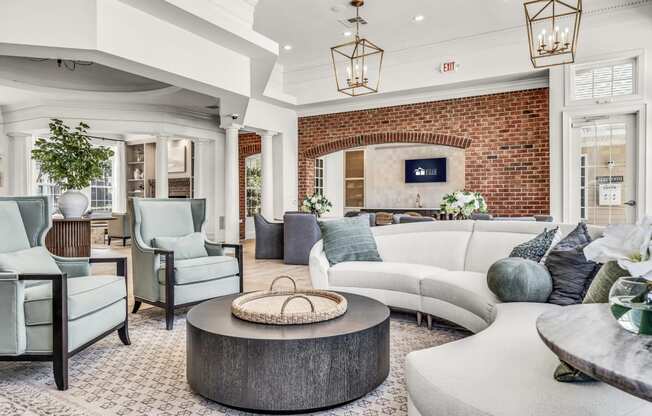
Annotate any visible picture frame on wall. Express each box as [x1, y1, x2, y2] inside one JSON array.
[[168, 140, 187, 173]]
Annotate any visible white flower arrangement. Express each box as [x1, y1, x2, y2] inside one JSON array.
[[440, 191, 488, 218], [301, 193, 333, 217], [584, 216, 652, 280]]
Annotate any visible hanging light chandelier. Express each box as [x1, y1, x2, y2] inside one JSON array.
[[330, 0, 384, 97], [524, 0, 582, 68]]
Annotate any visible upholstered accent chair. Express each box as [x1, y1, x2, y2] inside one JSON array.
[[107, 212, 131, 246], [0, 196, 130, 391], [283, 212, 321, 265], [254, 214, 284, 260], [130, 198, 243, 330]]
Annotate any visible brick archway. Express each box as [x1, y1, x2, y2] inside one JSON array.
[[298, 131, 471, 198]]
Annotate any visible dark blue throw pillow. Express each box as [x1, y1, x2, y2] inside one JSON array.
[[318, 216, 382, 266], [545, 223, 599, 306]]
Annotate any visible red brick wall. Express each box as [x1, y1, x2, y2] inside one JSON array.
[[298, 88, 550, 217], [239, 132, 261, 238]]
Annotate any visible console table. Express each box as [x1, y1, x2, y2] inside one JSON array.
[[537, 304, 652, 402], [45, 218, 92, 257]]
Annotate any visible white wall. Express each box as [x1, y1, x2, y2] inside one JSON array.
[[322, 151, 343, 218], [243, 98, 298, 217], [365, 144, 465, 209]]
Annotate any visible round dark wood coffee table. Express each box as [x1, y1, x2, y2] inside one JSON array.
[[186, 292, 390, 413]]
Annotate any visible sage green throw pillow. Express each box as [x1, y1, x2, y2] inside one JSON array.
[[487, 257, 552, 302], [318, 217, 382, 266], [0, 246, 61, 275], [152, 232, 208, 260], [583, 261, 629, 304]]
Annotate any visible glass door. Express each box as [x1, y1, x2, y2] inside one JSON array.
[[244, 154, 261, 240], [572, 115, 636, 225]]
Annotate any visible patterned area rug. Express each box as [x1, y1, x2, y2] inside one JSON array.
[[0, 309, 468, 416]]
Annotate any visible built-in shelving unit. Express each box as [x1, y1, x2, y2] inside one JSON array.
[[126, 142, 156, 199]]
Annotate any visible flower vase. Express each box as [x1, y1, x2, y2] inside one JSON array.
[[609, 276, 652, 335]]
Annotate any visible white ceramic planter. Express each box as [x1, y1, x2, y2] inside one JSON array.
[[58, 190, 89, 218]]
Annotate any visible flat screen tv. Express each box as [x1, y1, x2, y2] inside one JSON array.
[[405, 158, 447, 183]]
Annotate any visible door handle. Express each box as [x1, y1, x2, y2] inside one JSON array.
[[624, 200, 636, 207]]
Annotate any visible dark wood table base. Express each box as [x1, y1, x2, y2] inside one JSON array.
[[186, 293, 390, 413]]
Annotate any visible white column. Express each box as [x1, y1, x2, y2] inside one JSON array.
[[222, 123, 241, 243], [260, 130, 276, 220], [113, 139, 127, 213], [7, 132, 33, 196], [213, 136, 225, 241], [155, 136, 169, 198]]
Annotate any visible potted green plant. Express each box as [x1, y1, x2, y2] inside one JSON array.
[[32, 119, 114, 218]]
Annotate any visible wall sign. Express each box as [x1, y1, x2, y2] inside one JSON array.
[[405, 158, 447, 183], [439, 61, 460, 73], [596, 176, 624, 184], [598, 183, 622, 206]]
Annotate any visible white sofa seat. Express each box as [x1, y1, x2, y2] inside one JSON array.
[[329, 261, 447, 296], [406, 302, 652, 416], [420, 271, 499, 333]]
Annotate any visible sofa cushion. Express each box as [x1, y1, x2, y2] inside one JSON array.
[[546, 223, 599, 306], [0, 246, 61, 275], [152, 232, 208, 260], [329, 261, 446, 295], [24, 275, 125, 325], [373, 221, 474, 271], [509, 227, 558, 262], [319, 216, 381, 266], [583, 261, 629, 304], [407, 302, 652, 416], [420, 271, 499, 324], [487, 258, 552, 302], [157, 255, 239, 285], [0, 201, 31, 253]]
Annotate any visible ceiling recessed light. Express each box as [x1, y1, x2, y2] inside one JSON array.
[[413, 15, 425, 22], [283, 44, 293, 51], [343, 30, 353, 37]]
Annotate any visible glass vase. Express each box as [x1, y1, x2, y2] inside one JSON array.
[[608, 276, 652, 335]]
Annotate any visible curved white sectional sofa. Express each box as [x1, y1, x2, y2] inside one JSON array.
[[309, 220, 652, 416]]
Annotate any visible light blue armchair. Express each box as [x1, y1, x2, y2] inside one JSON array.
[[0, 196, 129, 390], [129, 198, 243, 330]]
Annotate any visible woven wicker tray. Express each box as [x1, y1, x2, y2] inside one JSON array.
[[231, 276, 348, 325]]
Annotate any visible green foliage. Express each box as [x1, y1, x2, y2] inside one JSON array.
[[31, 119, 114, 190]]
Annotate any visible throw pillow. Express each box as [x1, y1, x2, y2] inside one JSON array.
[[152, 232, 208, 260], [583, 261, 630, 304], [545, 223, 599, 306], [509, 227, 559, 262], [0, 246, 62, 275], [318, 216, 382, 266], [487, 257, 552, 302], [554, 361, 595, 383]]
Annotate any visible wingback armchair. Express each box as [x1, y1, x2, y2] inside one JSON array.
[[130, 198, 243, 330], [0, 196, 129, 391]]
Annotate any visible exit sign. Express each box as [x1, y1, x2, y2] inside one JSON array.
[[440, 61, 459, 73]]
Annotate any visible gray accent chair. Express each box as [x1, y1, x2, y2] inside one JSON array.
[[254, 214, 284, 260], [0, 196, 129, 391], [283, 212, 321, 265], [130, 198, 243, 330], [107, 212, 131, 246]]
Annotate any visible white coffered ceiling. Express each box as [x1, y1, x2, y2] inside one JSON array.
[[254, 0, 640, 72]]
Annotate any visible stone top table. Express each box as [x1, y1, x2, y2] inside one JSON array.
[[537, 303, 652, 402]]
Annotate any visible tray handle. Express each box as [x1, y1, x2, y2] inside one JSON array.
[[280, 295, 315, 315], [269, 275, 297, 292]]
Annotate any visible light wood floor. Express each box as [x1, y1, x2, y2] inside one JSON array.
[[92, 239, 311, 308]]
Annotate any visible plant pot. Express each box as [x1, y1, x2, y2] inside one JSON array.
[[609, 276, 652, 335], [58, 190, 89, 218]]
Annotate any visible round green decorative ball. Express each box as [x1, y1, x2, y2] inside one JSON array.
[[487, 258, 553, 302]]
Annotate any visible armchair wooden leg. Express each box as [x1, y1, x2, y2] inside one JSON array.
[[52, 276, 69, 391], [118, 323, 131, 345], [165, 252, 175, 330], [107, 236, 112, 246], [132, 301, 142, 314]]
